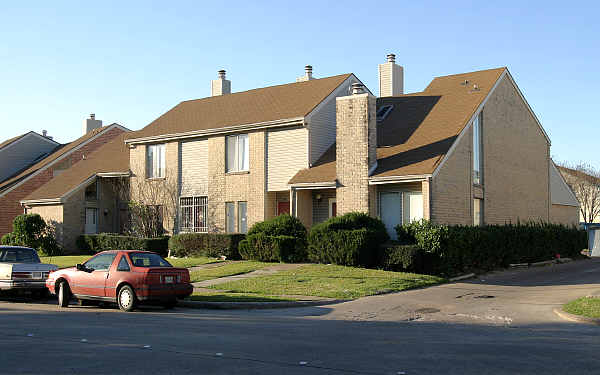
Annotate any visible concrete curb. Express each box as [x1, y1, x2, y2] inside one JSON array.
[[553, 308, 600, 326], [449, 273, 476, 282], [178, 298, 348, 310]]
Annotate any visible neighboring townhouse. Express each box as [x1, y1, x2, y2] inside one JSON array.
[[122, 56, 577, 238], [557, 165, 599, 224], [0, 131, 60, 184], [21, 133, 131, 251], [0, 114, 128, 237]]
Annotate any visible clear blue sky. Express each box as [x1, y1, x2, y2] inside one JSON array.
[[1, 1, 597, 166]]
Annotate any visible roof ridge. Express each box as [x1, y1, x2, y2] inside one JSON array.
[[432, 67, 506, 79]]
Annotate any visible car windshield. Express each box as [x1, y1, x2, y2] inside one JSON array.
[[0, 247, 40, 263], [128, 253, 172, 268]]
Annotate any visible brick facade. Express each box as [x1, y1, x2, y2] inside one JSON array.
[[431, 75, 551, 225], [335, 92, 377, 216], [550, 204, 580, 226], [0, 126, 125, 237]]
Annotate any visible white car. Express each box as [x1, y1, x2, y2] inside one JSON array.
[[0, 246, 58, 295]]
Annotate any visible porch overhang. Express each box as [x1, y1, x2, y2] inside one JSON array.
[[368, 174, 431, 185], [288, 181, 337, 190]]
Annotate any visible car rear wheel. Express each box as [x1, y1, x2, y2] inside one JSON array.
[[57, 281, 71, 308], [117, 285, 137, 312]]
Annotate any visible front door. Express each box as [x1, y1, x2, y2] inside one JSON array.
[[380, 192, 402, 240], [277, 202, 290, 215], [85, 208, 98, 234]]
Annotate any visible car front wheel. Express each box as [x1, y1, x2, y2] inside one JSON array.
[[57, 281, 71, 308], [117, 285, 137, 312]]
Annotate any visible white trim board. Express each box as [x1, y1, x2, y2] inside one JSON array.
[[125, 117, 305, 145], [369, 174, 430, 185], [1, 124, 126, 198]]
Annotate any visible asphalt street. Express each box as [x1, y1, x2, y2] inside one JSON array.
[[1, 258, 599, 374]]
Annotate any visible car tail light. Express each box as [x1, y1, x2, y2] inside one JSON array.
[[12, 272, 32, 279]]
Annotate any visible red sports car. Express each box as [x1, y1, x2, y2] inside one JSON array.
[[46, 250, 193, 311]]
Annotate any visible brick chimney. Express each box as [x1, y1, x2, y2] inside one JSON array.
[[83, 113, 102, 134], [296, 65, 314, 82], [335, 82, 377, 215], [378, 53, 404, 97], [211, 69, 231, 96]]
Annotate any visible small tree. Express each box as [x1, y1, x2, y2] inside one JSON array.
[[1, 214, 62, 256], [558, 162, 600, 224]]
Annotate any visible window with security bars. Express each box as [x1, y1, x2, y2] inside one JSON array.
[[179, 196, 208, 233]]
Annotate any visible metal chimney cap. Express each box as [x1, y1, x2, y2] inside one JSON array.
[[90, 113, 95, 120], [386, 53, 396, 63], [218, 70, 226, 79], [42, 130, 47, 137], [305, 65, 313, 73], [351, 82, 365, 95]]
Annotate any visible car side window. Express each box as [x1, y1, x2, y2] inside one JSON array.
[[84, 253, 117, 271], [117, 256, 130, 272]]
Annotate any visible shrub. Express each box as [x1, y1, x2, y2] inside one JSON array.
[[239, 233, 306, 263], [308, 213, 389, 267], [395, 220, 587, 276], [76, 234, 170, 257], [241, 215, 308, 262], [378, 244, 439, 274], [168, 233, 245, 260], [3, 214, 64, 256], [248, 214, 307, 239]]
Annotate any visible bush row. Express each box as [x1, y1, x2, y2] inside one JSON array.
[[395, 220, 587, 276], [76, 234, 170, 257], [168, 233, 245, 260]]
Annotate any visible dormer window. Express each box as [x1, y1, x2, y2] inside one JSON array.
[[376, 105, 394, 123]]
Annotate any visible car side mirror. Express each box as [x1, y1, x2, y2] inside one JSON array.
[[76, 264, 88, 272]]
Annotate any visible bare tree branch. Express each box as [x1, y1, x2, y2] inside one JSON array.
[[557, 161, 600, 224]]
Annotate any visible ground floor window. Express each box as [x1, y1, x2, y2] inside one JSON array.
[[379, 191, 423, 240], [328, 198, 337, 218], [226, 202, 235, 233], [180, 196, 208, 233], [238, 201, 248, 233], [473, 198, 483, 226]]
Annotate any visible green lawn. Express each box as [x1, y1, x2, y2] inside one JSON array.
[[190, 261, 272, 283], [187, 292, 295, 302], [41, 255, 221, 269], [564, 297, 600, 319], [211, 264, 445, 299], [40, 256, 89, 269]]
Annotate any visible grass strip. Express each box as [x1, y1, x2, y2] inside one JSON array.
[[190, 261, 272, 282], [210, 263, 445, 299], [564, 297, 600, 319]]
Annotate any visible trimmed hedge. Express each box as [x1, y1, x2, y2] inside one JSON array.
[[308, 212, 389, 267], [239, 214, 308, 263], [76, 234, 170, 257], [396, 220, 588, 276], [239, 233, 306, 263], [168, 233, 245, 260], [378, 244, 436, 273]]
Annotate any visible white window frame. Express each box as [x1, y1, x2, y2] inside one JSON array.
[[328, 198, 337, 218], [179, 196, 208, 233], [226, 134, 249, 173], [147, 144, 166, 179], [238, 201, 248, 234], [472, 111, 482, 185], [225, 202, 235, 233]]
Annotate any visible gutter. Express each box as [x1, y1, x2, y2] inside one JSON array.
[[368, 174, 431, 185], [125, 117, 306, 145]]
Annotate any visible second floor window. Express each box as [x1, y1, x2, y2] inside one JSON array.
[[226, 134, 249, 172], [473, 112, 482, 185], [147, 144, 166, 178]]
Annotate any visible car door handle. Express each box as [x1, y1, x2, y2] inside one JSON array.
[[105, 273, 110, 279]]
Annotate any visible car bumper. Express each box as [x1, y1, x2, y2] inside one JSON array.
[[0, 280, 48, 290], [136, 283, 193, 301]]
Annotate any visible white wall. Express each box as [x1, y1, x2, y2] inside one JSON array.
[[550, 162, 579, 207], [267, 127, 308, 191], [0, 132, 58, 182], [305, 75, 360, 165]]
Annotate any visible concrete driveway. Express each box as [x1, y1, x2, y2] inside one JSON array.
[[323, 258, 600, 325], [0, 259, 598, 374]]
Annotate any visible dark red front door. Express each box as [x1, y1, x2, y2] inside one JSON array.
[[278, 202, 290, 215]]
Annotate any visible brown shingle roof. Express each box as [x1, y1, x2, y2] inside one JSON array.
[[289, 67, 506, 184], [23, 132, 131, 201], [127, 74, 353, 141], [0, 126, 118, 194]]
